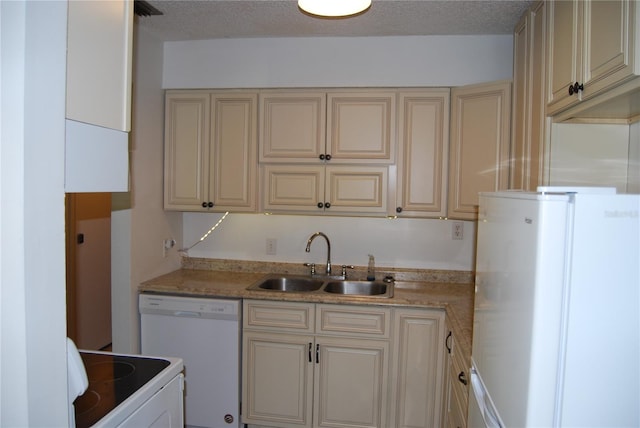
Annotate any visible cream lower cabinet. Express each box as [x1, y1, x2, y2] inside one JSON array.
[[388, 308, 447, 428], [243, 300, 447, 428], [442, 323, 470, 428], [243, 301, 390, 428], [261, 165, 388, 214], [164, 90, 258, 212]]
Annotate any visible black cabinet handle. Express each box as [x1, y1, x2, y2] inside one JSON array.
[[316, 344, 320, 363], [324, 202, 331, 209], [317, 202, 324, 209], [319, 154, 325, 160], [445, 331, 452, 354], [458, 371, 468, 385], [308, 342, 313, 363], [207, 201, 214, 208], [568, 81, 584, 96], [325, 154, 332, 161], [202, 202, 207, 208], [396, 207, 403, 213]]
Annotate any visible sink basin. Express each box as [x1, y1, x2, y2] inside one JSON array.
[[248, 276, 324, 292], [323, 281, 393, 298]]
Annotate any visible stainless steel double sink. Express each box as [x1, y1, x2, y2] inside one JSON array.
[[247, 275, 394, 298]]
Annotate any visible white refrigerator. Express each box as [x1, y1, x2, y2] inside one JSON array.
[[469, 187, 639, 427]]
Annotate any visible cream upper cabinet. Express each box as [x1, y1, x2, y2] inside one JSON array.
[[511, 2, 548, 191], [260, 89, 396, 163], [327, 91, 396, 163], [259, 89, 394, 215], [261, 165, 388, 214], [388, 308, 446, 428], [164, 90, 257, 212], [260, 91, 326, 162], [262, 165, 325, 213], [448, 81, 511, 220], [546, 0, 639, 116], [242, 301, 390, 428], [66, 0, 133, 132], [395, 90, 450, 217]]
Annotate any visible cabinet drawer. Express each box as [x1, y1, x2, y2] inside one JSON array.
[[244, 300, 314, 333], [450, 343, 469, 410], [316, 305, 390, 338]]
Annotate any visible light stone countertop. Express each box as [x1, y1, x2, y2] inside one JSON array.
[[139, 258, 475, 360]]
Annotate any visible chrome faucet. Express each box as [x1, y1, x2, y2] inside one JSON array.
[[305, 232, 331, 276]]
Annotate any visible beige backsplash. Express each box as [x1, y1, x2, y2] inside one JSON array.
[[181, 257, 473, 284]]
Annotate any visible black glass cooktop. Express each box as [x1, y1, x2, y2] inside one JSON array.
[[74, 352, 170, 428]]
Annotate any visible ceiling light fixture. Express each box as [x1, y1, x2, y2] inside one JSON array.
[[298, 0, 372, 17]]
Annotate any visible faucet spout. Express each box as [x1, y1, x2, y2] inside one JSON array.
[[305, 232, 331, 276]]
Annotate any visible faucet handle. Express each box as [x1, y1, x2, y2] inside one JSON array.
[[303, 263, 316, 276], [341, 265, 355, 279]]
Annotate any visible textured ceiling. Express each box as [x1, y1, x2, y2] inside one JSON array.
[[136, 0, 534, 41]]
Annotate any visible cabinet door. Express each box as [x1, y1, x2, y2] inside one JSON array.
[[210, 93, 257, 211], [390, 309, 446, 428], [546, 0, 583, 112], [164, 92, 211, 210], [314, 337, 389, 428], [396, 90, 450, 217], [325, 166, 388, 214], [260, 91, 326, 162], [584, 0, 637, 94], [547, 0, 637, 116], [66, 0, 133, 132], [242, 332, 314, 428], [448, 81, 511, 220], [327, 92, 396, 163], [511, 2, 547, 191], [448, 332, 470, 428], [262, 165, 325, 213]]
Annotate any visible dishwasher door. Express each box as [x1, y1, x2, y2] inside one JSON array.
[[139, 294, 241, 428]]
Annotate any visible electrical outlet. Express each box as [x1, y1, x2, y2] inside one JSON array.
[[452, 221, 464, 240], [266, 238, 277, 255], [163, 238, 176, 257]]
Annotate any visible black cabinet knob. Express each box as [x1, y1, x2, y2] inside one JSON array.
[[324, 202, 331, 209], [458, 371, 468, 385], [319, 154, 325, 160], [207, 201, 214, 208], [202, 202, 207, 208], [317, 202, 324, 209], [396, 207, 403, 213], [568, 81, 584, 96], [325, 154, 332, 161]]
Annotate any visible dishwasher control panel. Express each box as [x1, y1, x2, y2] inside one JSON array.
[[139, 294, 240, 320]]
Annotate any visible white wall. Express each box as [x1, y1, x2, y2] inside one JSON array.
[[157, 35, 514, 272], [183, 213, 474, 271], [163, 35, 514, 88], [1, 1, 69, 425], [550, 123, 633, 193], [628, 122, 640, 193], [115, 24, 183, 354]]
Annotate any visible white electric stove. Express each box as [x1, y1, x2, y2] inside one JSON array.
[[74, 350, 184, 427]]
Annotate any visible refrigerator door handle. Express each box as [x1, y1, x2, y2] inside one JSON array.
[[470, 367, 504, 428]]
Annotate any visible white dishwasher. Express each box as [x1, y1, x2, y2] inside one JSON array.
[[139, 294, 241, 428]]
